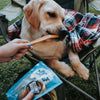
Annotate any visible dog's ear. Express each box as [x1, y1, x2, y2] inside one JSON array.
[[24, 0, 45, 29]]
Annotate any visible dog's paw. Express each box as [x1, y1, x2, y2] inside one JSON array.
[[48, 60, 75, 77], [63, 66, 75, 77], [74, 64, 89, 80]]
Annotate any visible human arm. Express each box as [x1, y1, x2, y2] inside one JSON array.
[[0, 39, 32, 63]]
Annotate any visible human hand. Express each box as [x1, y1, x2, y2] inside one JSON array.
[[0, 39, 32, 63], [20, 80, 46, 100], [22, 91, 42, 100], [22, 91, 34, 100]]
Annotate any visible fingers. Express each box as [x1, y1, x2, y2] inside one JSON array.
[[15, 43, 33, 51], [22, 91, 34, 100], [12, 39, 29, 43], [11, 39, 33, 50], [22, 90, 42, 100], [13, 52, 26, 60], [11, 39, 31, 49], [16, 44, 29, 50], [18, 49, 28, 53], [11, 45, 32, 60]]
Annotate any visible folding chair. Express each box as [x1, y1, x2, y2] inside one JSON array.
[[0, 0, 100, 100], [0, 0, 26, 21], [56, 1, 100, 99], [0, 1, 67, 99], [55, 0, 85, 14], [85, 0, 100, 12], [0, 14, 67, 100]]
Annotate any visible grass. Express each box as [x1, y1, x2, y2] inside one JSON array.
[[0, 0, 10, 10], [0, 0, 100, 100]]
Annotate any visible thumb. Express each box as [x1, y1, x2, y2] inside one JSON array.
[[22, 91, 34, 100]]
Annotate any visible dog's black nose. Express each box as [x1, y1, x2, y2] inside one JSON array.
[[58, 27, 68, 40]]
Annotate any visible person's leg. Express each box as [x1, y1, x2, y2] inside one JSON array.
[[54, 0, 74, 9], [74, 0, 85, 14], [26, 0, 30, 4], [55, 84, 66, 100]]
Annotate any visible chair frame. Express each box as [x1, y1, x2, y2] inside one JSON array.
[[0, 0, 100, 100], [0, 13, 100, 100], [0, 13, 66, 100]]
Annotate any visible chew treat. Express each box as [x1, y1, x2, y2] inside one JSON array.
[[30, 35, 59, 46]]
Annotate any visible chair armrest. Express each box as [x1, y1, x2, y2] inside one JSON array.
[[0, 14, 10, 42]]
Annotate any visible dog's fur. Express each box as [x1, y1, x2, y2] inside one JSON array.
[[20, 0, 89, 80]]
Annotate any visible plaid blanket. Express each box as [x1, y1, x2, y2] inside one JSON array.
[[65, 9, 100, 52], [8, 10, 100, 52]]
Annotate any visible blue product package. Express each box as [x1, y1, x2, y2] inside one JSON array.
[[6, 61, 63, 100]]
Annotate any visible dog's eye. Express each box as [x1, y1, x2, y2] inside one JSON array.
[[47, 12, 56, 18]]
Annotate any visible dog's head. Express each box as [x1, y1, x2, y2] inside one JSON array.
[[24, 0, 68, 40]]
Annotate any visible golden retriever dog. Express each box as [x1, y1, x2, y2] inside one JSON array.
[[20, 0, 89, 80]]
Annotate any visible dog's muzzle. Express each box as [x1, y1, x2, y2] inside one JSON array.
[[58, 27, 69, 40]]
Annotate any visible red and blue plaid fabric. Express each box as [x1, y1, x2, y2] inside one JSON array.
[[8, 9, 100, 52], [65, 9, 100, 52], [8, 18, 22, 40], [8, 23, 21, 40]]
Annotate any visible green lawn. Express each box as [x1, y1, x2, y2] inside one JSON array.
[[0, 0, 10, 10], [0, 0, 100, 100]]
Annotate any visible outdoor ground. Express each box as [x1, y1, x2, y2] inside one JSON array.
[[0, 0, 100, 100]]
